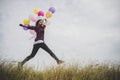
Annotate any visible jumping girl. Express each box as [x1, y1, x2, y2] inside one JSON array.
[[19, 19, 64, 67]]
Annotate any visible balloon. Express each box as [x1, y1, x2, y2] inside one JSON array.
[[23, 19, 30, 25], [46, 11, 52, 18], [29, 15, 37, 22], [49, 7, 55, 13], [38, 11, 44, 16], [30, 30, 36, 35], [23, 27, 28, 30], [37, 16, 44, 20], [34, 8, 39, 14], [45, 20, 51, 26]]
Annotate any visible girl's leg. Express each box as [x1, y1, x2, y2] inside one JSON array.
[[40, 43, 59, 62], [20, 44, 40, 66]]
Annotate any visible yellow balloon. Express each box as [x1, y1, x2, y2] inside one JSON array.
[[23, 19, 30, 25], [46, 11, 52, 18], [34, 8, 39, 14]]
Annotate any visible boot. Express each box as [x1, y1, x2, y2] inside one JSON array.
[[57, 60, 64, 65]]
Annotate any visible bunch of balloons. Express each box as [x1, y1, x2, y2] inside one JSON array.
[[34, 7, 55, 18], [46, 7, 55, 18], [22, 7, 56, 35], [23, 19, 36, 35]]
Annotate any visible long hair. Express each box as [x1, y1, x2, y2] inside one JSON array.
[[35, 19, 43, 26]]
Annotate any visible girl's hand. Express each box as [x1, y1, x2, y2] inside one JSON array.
[[19, 24, 23, 26]]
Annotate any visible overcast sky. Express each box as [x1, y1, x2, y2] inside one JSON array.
[[0, 0, 120, 68]]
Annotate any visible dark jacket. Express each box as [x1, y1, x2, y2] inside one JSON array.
[[27, 25, 46, 41]]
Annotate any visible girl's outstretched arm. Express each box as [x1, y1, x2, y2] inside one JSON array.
[[19, 24, 35, 30]]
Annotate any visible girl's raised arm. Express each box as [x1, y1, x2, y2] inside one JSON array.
[[19, 24, 35, 30]]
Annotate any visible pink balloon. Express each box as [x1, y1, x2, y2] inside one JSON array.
[[38, 11, 44, 16], [29, 15, 37, 22], [31, 17, 37, 22], [30, 30, 36, 35]]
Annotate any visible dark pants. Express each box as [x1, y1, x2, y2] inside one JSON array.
[[21, 43, 59, 65]]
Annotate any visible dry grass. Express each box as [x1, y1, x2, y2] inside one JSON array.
[[0, 60, 120, 80]]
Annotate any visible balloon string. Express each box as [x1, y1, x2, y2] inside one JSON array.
[[29, 35, 36, 40]]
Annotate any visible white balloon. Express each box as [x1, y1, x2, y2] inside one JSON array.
[[44, 20, 51, 26], [37, 16, 44, 20]]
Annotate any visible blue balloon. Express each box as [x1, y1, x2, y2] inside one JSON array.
[[49, 7, 55, 13], [23, 24, 29, 30]]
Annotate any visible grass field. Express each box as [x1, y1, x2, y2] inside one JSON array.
[[0, 60, 120, 80]]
